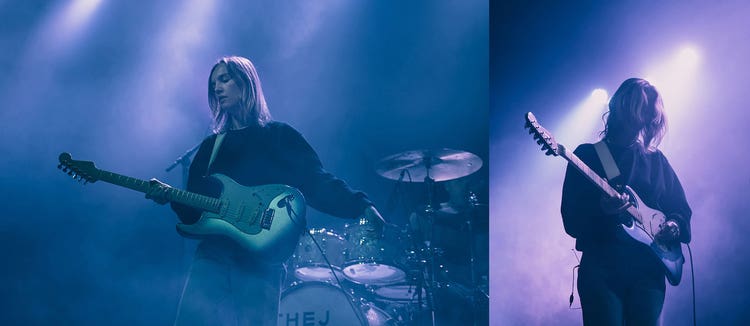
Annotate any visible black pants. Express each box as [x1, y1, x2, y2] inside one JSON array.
[[577, 251, 666, 326], [174, 240, 283, 326]]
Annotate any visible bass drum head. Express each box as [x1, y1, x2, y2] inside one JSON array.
[[277, 282, 392, 326]]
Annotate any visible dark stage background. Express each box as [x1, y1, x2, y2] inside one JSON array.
[[491, 1, 750, 325], [0, 1, 487, 324]]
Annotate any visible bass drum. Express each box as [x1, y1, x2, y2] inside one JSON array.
[[277, 282, 394, 326]]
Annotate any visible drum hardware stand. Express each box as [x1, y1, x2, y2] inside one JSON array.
[[423, 156, 438, 326], [373, 148, 484, 326], [385, 169, 409, 216], [466, 190, 481, 326]]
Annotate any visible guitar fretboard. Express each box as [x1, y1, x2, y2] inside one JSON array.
[[96, 170, 221, 213], [559, 145, 641, 221]]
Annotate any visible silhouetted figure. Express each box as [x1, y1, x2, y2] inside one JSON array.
[[561, 78, 691, 325]]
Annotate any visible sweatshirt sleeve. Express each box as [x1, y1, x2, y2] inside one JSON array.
[[655, 151, 692, 243], [273, 123, 372, 219]]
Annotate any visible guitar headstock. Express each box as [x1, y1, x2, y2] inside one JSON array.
[[58, 152, 100, 184], [524, 112, 560, 156]]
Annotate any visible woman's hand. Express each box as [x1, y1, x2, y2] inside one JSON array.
[[655, 219, 681, 243], [145, 178, 172, 205], [600, 192, 632, 215]]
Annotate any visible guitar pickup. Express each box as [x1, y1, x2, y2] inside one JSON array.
[[260, 208, 275, 230]]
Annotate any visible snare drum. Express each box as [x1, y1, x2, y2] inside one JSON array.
[[288, 228, 348, 282], [343, 218, 407, 286], [277, 282, 393, 326]]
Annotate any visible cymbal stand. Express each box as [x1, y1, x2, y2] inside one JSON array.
[[423, 156, 437, 326], [467, 191, 480, 325]]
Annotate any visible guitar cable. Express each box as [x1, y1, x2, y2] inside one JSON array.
[[284, 202, 369, 326], [687, 243, 696, 326], [568, 249, 582, 310]]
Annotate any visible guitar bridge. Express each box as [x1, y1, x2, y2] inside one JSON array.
[[260, 208, 275, 230]]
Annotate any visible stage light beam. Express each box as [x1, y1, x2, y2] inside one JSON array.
[[643, 45, 702, 149], [554, 88, 610, 146], [38, 0, 104, 54]]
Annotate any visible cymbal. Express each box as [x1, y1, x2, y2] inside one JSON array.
[[375, 148, 482, 182]]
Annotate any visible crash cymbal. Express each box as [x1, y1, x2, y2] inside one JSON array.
[[375, 148, 483, 182]]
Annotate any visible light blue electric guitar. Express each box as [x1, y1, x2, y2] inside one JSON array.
[[58, 152, 306, 261], [524, 112, 684, 286]]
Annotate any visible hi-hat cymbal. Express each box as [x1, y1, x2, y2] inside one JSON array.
[[375, 148, 483, 182]]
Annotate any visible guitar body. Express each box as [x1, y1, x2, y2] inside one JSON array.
[[619, 186, 684, 286], [175, 174, 306, 261]]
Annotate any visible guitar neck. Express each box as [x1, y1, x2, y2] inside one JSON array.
[[95, 170, 220, 213]]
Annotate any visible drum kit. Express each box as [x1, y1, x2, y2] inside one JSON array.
[[278, 149, 489, 326]]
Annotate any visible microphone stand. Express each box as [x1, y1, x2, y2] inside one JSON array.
[[165, 141, 201, 270], [466, 191, 479, 325], [165, 142, 201, 188]]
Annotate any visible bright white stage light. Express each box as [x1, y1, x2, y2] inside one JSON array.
[[645, 45, 701, 89], [643, 45, 702, 139], [16, 0, 105, 59], [591, 88, 609, 106], [553, 88, 609, 146], [676, 46, 700, 68], [65, 0, 102, 25]]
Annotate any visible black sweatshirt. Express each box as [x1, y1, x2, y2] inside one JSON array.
[[560, 141, 692, 256], [171, 121, 372, 225]]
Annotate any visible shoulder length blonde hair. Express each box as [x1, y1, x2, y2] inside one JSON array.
[[208, 56, 271, 133]]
